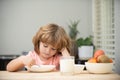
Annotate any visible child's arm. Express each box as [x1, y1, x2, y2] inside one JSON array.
[[6, 55, 35, 72], [6, 56, 25, 72], [61, 48, 70, 56]]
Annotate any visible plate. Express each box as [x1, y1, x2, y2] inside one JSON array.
[[25, 65, 55, 72]]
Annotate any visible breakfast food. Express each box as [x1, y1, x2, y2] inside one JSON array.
[[94, 50, 105, 58], [88, 58, 97, 63], [88, 49, 113, 63], [97, 55, 110, 63]]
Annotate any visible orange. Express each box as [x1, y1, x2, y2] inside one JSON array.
[[94, 50, 105, 59], [88, 58, 97, 63], [109, 59, 113, 63]]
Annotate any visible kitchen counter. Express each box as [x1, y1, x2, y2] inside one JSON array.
[[0, 71, 120, 80]]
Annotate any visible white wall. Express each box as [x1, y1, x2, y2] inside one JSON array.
[[0, 0, 92, 55]]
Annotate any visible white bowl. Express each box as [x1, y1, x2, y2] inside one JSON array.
[[85, 62, 113, 74], [74, 64, 85, 73]]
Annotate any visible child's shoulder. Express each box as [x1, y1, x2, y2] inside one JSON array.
[[27, 50, 37, 56]]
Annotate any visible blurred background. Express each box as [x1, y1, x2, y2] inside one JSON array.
[[0, 0, 92, 55]]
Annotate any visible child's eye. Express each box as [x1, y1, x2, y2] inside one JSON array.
[[51, 48, 57, 51], [43, 45, 48, 47]]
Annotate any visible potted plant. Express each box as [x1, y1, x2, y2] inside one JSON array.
[[68, 20, 80, 60], [76, 36, 94, 60], [68, 20, 94, 61]]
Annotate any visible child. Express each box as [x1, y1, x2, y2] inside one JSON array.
[[6, 23, 71, 72]]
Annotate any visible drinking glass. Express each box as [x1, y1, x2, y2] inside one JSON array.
[[60, 56, 75, 75]]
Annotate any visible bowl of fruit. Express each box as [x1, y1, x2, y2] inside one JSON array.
[[85, 50, 113, 74]]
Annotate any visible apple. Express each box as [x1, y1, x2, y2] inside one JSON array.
[[94, 50, 105, 59]]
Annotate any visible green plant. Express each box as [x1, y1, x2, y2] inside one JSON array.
[[68, 20, 80, 40], [68, 20, 93, 47], [76, 35, 93, 47]]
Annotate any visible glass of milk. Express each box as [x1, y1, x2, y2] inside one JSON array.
[[60, 56, 75, 75]]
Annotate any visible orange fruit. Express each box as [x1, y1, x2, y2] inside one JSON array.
[[109, 59, 113, 63], [94, 50, 105, 59], [88, 58, 97, 63]]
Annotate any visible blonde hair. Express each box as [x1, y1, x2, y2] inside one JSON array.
[[32, 23, 71, 54]]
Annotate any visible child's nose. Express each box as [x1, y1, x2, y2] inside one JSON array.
[[46, 48, 51, 53]]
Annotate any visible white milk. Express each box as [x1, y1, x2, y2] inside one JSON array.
[[60, 56, 74, 75]]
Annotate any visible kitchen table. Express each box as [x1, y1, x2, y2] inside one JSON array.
[[0, 71, 120, 80]]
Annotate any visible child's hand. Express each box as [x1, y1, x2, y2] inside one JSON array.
[[19, 56, 36, 67], [61, 48, 70, 57]]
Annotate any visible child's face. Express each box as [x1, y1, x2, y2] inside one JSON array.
[[39, 42, 58, 59]]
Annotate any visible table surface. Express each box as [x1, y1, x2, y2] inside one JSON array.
[[0, 71, 120, 80]]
